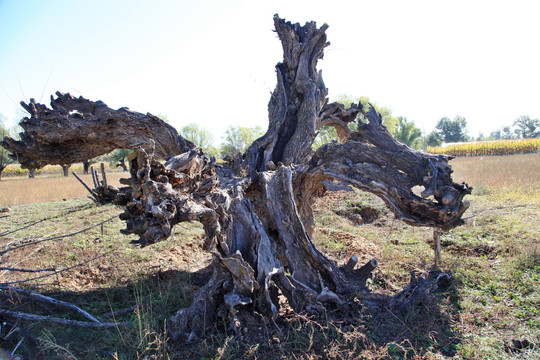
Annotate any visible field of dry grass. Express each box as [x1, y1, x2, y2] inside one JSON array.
[[450, 153, 540, 199], [2, 153, 538, 207], [0, 154, 538, 359], [0, 171, 126, 207]]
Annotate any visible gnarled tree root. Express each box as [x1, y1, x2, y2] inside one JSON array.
[[167, 256, 453, 342]]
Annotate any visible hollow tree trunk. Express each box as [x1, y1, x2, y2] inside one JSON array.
[[0, 15, 471, 341]]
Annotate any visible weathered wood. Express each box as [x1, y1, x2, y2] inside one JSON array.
[[100, 163, 108, 195], [74, 168, 129, 205], [0, 15, 471, 340], [310, 109, 472, 231], [72, 171, 98, 201], [0, 285, 99, 323], [0, 94, 196, 169], [389, 269, 453, 311], [245, 16, 332, 175], [116, 157, 128, 171], [356, 258, 379, 280], [0, 309, 128, 328], [344, 255, 358, 272], [91, 166, 98, 188]]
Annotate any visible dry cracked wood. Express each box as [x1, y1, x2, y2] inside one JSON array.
[[0, 14, 471, 341], [0, 93, 195, 169]]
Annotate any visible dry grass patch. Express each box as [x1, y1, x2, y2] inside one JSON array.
[[449, 153, 540, 199], [0, 172, 126, 207]]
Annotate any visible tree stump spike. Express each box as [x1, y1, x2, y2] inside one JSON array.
[[344, 255, 358, 272]]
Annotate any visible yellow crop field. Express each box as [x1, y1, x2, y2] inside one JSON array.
[[427, 138, 540, 157]]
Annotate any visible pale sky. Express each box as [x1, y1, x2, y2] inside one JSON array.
[[1, 0, 539, 144]]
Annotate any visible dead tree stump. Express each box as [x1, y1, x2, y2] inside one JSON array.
[[0, 15, 471, 341]]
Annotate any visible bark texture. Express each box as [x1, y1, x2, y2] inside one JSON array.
[[0, 93, 195, 169], [0, 15, 471, 341]]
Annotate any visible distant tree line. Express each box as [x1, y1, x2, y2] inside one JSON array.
[[484, 116, 540, 141], [1, 105, 539, 180], [0, 114, 16, 180], [322, 95, 540, 149]]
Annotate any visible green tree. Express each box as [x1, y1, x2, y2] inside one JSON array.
[[435, 116, 469, 143], [180, 123, 215, 150], [394, 117, 422, 149], [159, 114, 220, 153], [108, 149, 132, 171], [476, 132, 485, 141], [513, 115, 540, 139], [178, 123, 220, 158], [0, 114, 15, 180], [423, 131, 443, 147], [221, 125, 265, 156], [490, 129, 502, 140], [312, 126, 338, 149], [501, 126, 515, 140]]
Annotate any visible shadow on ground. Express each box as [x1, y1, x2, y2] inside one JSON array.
[[1, 263, 462, 360]]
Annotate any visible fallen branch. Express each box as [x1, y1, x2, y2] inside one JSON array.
[[72, 171, 99, 202], [0, 285, 100, 323], [0, 92, 195, 168], [74, 167, 129, 205], [0, 309, 129, 328], [2, 319, 41, 346], [389, 269, 452, 311]]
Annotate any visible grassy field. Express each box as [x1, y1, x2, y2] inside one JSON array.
[[0, 154, 538, 359], [0, 170, 126, 207], [449, 153, 540, 199]]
